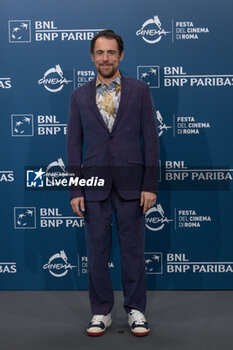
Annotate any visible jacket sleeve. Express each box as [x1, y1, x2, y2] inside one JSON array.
[[66, 90, 84, 199], [140, 83, 160, 194]]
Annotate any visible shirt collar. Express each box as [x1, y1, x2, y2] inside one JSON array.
[[96, 73, 121, 88]]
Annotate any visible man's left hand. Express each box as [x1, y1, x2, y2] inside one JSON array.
[[140, 191, 157, 214]]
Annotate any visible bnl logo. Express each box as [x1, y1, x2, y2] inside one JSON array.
[[8, 20, 31, 43], [26, 168, 45, 188], [145, 252, 163, 274], [14, 207, 36, 229], [11, 115, 34, 137], [137, 66, 160, 88]]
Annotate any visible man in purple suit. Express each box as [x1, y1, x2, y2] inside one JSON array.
[[67, 30, 159, 337]]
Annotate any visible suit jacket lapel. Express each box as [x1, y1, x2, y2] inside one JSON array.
[[88, 77, 110, 132], [111, 74, 131, 132]]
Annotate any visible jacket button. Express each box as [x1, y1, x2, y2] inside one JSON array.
[[109, 135, 113, 139]]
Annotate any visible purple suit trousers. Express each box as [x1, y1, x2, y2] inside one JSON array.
[[84, 186, 146, 315]]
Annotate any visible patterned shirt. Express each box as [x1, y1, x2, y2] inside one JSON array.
[[96, 74, 121, 132]]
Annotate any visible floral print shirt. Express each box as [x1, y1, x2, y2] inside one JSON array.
[[96, 74, 121, 132]]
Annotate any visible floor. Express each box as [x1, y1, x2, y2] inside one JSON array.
[[0, 291, 232, 350]]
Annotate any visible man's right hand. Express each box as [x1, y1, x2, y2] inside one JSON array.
[[70, 196, 85, 217]]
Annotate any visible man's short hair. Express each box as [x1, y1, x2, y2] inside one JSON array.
[[90, 30, 124, 55]]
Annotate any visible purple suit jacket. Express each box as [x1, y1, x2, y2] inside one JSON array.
[[67, 74, 159, 201]]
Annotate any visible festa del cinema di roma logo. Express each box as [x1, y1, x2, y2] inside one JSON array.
[[38, 64, 72, 92], [145, 204, 173, 231], [43, 250, 77, 277], [136, 15, 170, 44]]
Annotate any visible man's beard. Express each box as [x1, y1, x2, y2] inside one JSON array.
[[97, 64, 117, 79]]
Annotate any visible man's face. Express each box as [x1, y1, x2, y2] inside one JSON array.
[[91, 37, 124, 81]]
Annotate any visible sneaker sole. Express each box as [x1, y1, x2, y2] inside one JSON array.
[[86, 320, 112, 337], [131, 329, 150, 337], [86, 330, 105, 337]]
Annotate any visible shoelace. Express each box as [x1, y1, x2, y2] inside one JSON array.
[[91, 315, 105, 325], [130, 310, 146, 325]]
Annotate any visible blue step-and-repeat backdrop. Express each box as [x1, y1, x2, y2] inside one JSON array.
[[1, 0, 232, 290]]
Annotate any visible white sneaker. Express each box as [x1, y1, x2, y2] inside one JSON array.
[[86, 314, 112, 336], [128, 309, 150, 336]]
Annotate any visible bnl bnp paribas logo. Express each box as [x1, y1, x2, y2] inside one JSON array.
[[11, 114, 67, 137], [8, 20, 31, 43], [137, 66, 160, 88], [8, 20, 102, 42], [138, 65, 233, 88], [38, 64, 72, 92], [145, 253, 163, 274], [0, 77, 11, 89], [11, 115, 34, 136], [14, 207, 36, 229]]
